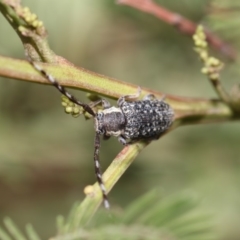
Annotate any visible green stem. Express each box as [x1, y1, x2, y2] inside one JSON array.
[[0, 0, 238, 231], [0, 55, 234, 124], [0, 0, 56, 62], [67, 141, 149, 229]]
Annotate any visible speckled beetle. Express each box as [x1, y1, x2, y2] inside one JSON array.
[[28, 60, 174, 209]]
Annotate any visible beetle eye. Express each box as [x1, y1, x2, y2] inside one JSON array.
[[98, 128, 105, 135], [95, 113, 105, 135]]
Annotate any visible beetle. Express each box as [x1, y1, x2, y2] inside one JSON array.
[[28, 59, 174, 209]]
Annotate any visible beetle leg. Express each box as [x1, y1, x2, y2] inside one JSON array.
[[144, 94, 165, 101], [117, 87, 141, 106], [118, 136, 127, 145], [103, 134, 111, 141], [90, 99, 111, 109], [143, 94, 156, 100]]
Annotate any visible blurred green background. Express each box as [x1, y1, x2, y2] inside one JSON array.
[[0, 0, 240, 239]]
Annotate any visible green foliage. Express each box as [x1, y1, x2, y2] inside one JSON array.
[[53, 190, 216, 240], [1, 1, 239, 239], [0, 190, 216, 240], [0, 218, 41, 240]]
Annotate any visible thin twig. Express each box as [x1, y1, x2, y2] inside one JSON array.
[[0, 0, 238, 227], [0, 55, 234, 124], [192, 26, 240, 113], [0, 0, 55, 62], [117, 0, 236, 60], [68, 141, 148, 228]]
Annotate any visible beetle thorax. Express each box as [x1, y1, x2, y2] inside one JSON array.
[[94, 107, 126, 136]]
